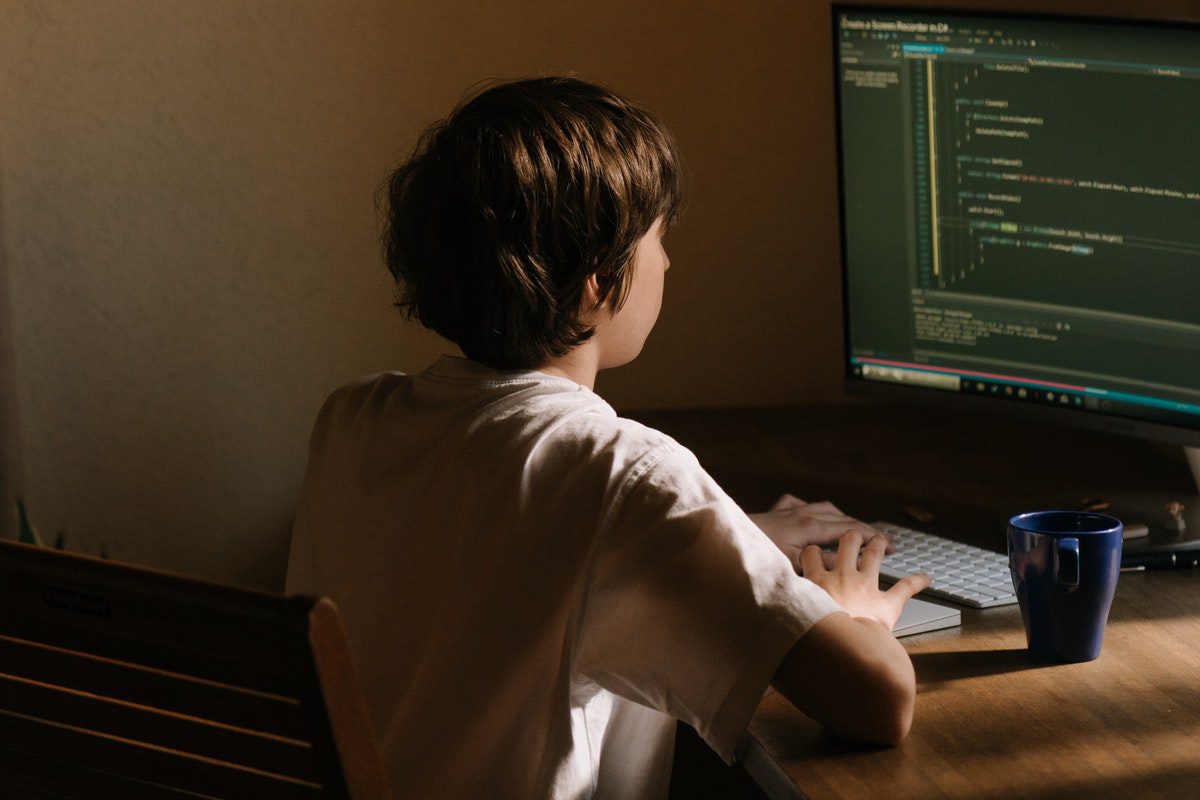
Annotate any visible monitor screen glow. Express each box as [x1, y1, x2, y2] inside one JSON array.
[[833, 6, 1200, 449]]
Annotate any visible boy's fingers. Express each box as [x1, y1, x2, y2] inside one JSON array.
[[811, 518, 893, 554], [835, 530, 863, 571], [799, 544, 826, 576], [860, 535, 888, 574], [852, 523, 895, 554], [886, 573, 932, 602], [771, 494, 807, 511], [871, 529, 897, 554], [803, 500, 844, 516]]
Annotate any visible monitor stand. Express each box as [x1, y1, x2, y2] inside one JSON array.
[[1108, 445, 1200, 555]]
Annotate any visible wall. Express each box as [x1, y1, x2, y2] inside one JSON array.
[[3, 0, 1195, 587], [0, 178, 18, 540], [0, 0, 848, 587]]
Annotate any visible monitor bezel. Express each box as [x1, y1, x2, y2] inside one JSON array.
[[831, 2, 1200, 450]]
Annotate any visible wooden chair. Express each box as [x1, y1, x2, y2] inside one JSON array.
[[0, 540, 392, 799]]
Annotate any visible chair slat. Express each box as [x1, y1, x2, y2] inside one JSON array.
[[0, 609, 300, 696], [0, 745, 214, 799], [0, 541, 390, 799], [0, 709, 324, 800], [0, 672, 318, 781], [0, 634, 308, 739]]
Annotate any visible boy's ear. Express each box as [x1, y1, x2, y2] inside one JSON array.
[[580, 273, 604, 317]]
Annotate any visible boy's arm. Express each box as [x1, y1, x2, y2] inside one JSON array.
[[772, 612, 916, 746], [771, 532, 930, 746]]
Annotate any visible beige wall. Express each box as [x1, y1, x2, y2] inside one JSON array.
[[0, 0, 848, 587], [2, 0, 1195, 587]]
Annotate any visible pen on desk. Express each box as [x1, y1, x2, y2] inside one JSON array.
[[1120, 551, 1200, 570]]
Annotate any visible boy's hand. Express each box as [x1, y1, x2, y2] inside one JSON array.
[[800, 531, 931, 630], [749, 494, 894, 570]]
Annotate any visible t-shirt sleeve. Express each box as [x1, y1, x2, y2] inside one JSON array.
[[574, 442, 844, 762]]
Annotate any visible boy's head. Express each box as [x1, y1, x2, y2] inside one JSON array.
[[383, 77, 682, 370]]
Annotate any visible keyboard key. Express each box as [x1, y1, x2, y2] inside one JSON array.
[[874, 521, 1019, 609]]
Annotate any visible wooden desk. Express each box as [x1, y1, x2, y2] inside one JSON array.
[[634, 402, 1200, 799]]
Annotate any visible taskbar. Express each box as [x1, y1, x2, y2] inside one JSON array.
[[849, 356, 1200, 428]]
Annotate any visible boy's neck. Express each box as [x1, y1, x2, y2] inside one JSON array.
[[535, 345, 601, 391]]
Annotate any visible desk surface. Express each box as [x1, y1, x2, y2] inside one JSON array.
[[633, 402, 1200, 799]]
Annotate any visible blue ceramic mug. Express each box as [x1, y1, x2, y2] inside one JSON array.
[[1008, 511, 1123, 663]]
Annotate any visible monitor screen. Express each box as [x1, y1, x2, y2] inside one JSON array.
[[833, 6, 1200, 447]]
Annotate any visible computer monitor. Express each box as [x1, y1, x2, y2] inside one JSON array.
[[832, 5, 1200, 516]]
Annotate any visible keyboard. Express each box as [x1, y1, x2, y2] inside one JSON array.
[[874, 522, 1018, 609]]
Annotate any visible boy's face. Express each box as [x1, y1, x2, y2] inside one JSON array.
[[595, 218, 670, 370]]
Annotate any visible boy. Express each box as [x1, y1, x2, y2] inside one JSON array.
[[286, 77, 930, 799]]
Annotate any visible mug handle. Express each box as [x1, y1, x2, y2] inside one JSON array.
[[1055, 537, 1080, 589]]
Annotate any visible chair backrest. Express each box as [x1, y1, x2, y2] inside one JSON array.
[[0, 540, 393, 800]]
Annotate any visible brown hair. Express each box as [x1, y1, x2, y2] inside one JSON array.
[[382, 77, 682, 369]]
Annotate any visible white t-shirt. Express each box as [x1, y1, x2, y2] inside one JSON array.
[[286, 356, 842, 799]]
